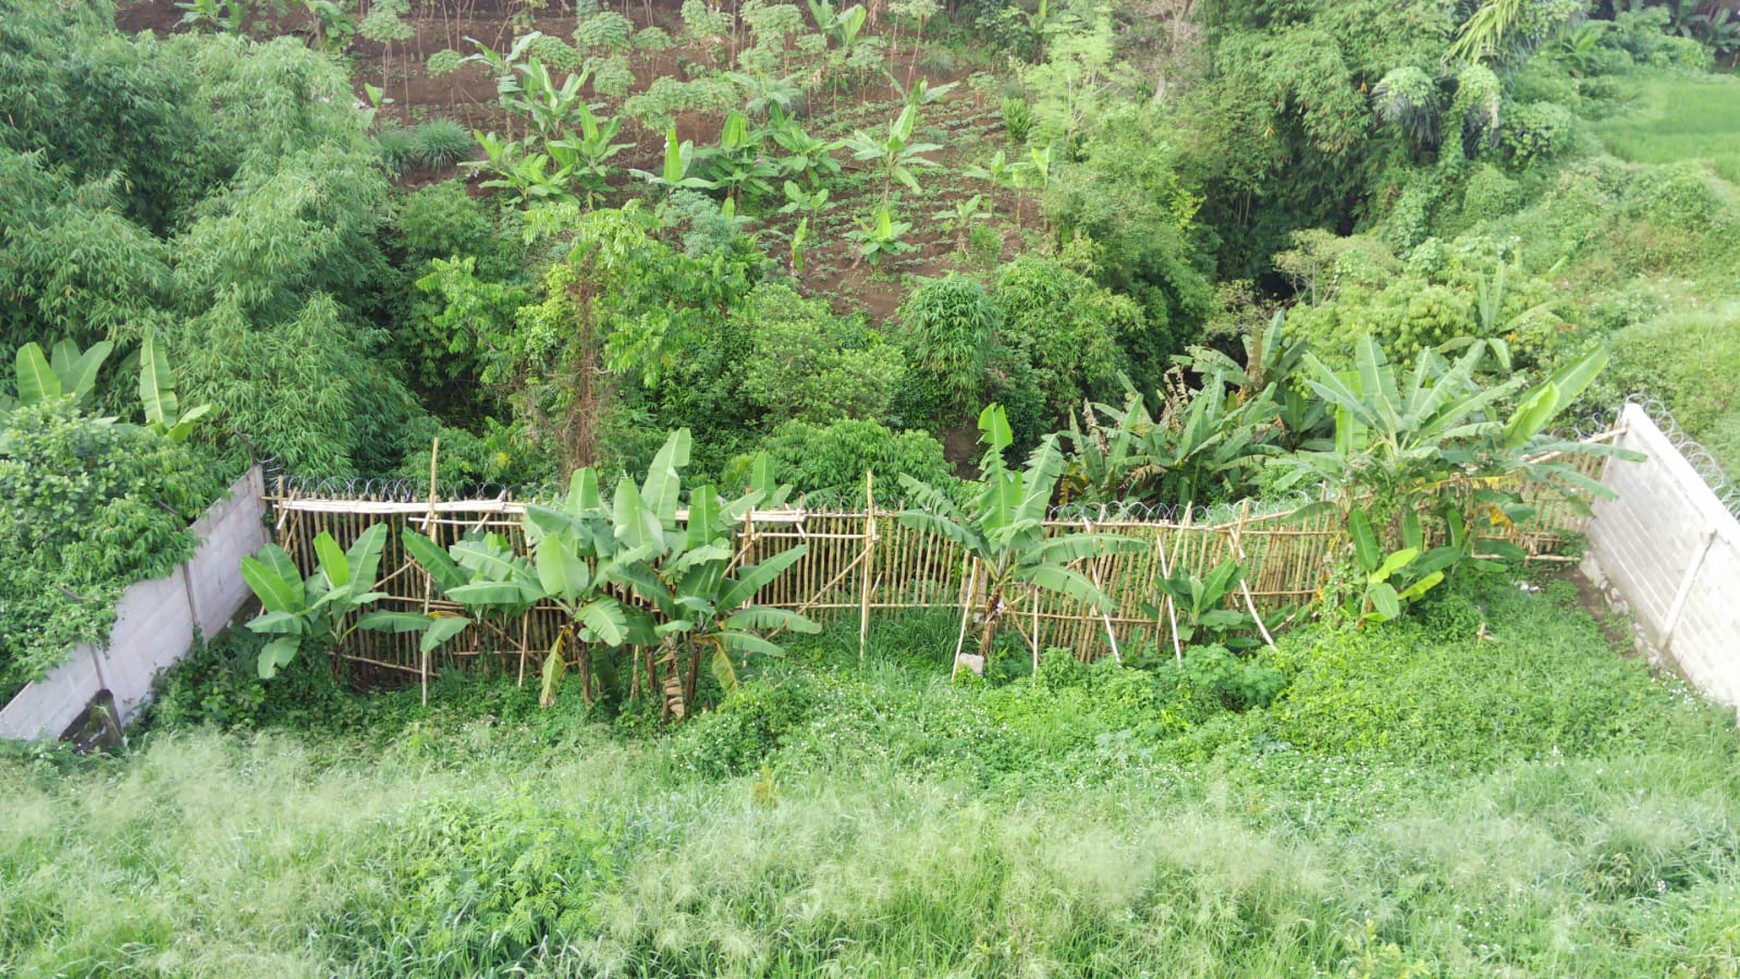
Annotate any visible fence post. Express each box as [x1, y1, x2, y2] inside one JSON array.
[[860, 471, 875, 660], [1662, 526, 1718, 654]]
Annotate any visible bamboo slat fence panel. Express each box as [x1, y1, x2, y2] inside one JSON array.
[[264, 459, 1601, 679]]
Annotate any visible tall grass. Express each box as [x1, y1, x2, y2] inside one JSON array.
[[3, 579, 1738, 976]]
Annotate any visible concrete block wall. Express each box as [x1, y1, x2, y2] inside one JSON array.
[[1586, 404, 1740, 708], [0, 467, 268, 740]]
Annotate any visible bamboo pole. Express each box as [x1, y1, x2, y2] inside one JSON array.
[[860, 471, 875, 660], [950, 554, 974, 679], [1080, 516, 1122, 664], [1230, 499, 1277, 649], [1154, 529, 1184, 663], [421, 438, 439, 707]]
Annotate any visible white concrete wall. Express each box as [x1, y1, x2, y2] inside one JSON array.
[[1586, 404, 1740, 708], [0, 467, 268, 740]]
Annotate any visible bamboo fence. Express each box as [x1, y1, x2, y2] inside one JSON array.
[[264, 437, 1611, 684]]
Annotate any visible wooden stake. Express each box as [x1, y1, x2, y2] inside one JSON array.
[[951, 554, 974, 679], [1081, 516, 1122, 664], [860, 471, 875, 660], [1230, 499, 1277, 649], [421, 437, 440, 707], [1154, 530, 1184, 664]]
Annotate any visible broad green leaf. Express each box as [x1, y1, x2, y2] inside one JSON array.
[[686, 485, 721, 550], [16, 343, 59, 405], [246, 610, 305, 635], [241, 547, 303, 613], [723, 606, 822, 633], [641, 429, 692, 524], [613, 478, 663, 553], [344, 524, 389, 593], [139, 335, 177, 426], [355, 611, 435, 633], [402, 529, 468, 592], [717, 631, 786, 657], [978, 403, 1013, 455], [535, 537, 590, 601], [1370, 547, 1419, 584], [1366, 582, 1401, 622], [1348, 511, 1381, 573], [257, 636, 300, 679], [420, 615, 471, 653], [51, 339, 111, 404], [577, 599, 627, 646], [566, 467, 601, 513], [313, 532, 350, 589], [717, 544, 808, 613], [1397, 570, 1444, 602], [448, 580, 541, 607], [1018, 563, 1113, 610]]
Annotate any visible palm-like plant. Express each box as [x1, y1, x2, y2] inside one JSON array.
[[847, 204, 916, 268], [547, 104, 631, 206], [1062, 378, 1279, 506], [843, 105, 942, 206], [1274, 335, 1625, 552], [629, 128, 721, 197], [900, 405, 1142, 674], [531, 431, 818, 718], [241, 526, 426, 679], [3, 339, 111, 411], [1180, 310, 1329, 451]]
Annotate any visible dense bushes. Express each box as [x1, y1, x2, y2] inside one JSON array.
[[0, 402, 225, 703]]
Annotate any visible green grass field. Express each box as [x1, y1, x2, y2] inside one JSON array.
[[1595, 75, 1740, 185], [4, 575, 1739, 977]]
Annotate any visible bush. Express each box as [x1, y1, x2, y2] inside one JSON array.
[[735, 283, 905, 425], [895, 275, 999, 427], [410, 119, 473, 169], [376, 126, 418, 174], [0, 401, 225, 702], [726, 418, 956, 505]]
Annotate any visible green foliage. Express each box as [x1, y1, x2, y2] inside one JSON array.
[[989, 256, 1135, 424], [0, 400, 223, 702], [735, 283, 904, 424], [895, 275, 998, 424], [410, 119, 474, 169], [241, 525, 419, 679], [846, 204, 917, 267], [899, 405, 1143, 667], [730, 418, 955, 505]]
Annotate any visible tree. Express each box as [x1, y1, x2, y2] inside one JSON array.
[[899, 405, 1142, 674]]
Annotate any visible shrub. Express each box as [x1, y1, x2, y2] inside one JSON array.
[[735, 283, 905, 425], [895, 275, 999, 426], [0, 401, 224, 702], [633, 26, 673, 52], [574, 10, 634, 51], [376, 126, 418, 174], [726, 418, 956, 505], [988, 255, 1130, 423], [426, 48, 464, 77], [587, 54, 635, 98], [410, 119, 473, 169]]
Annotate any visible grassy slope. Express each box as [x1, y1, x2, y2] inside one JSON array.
[[1593, 74, 1740, 185], [3, 577, 1739, 977]]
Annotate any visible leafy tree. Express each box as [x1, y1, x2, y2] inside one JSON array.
[[736, 284, 905, 424]]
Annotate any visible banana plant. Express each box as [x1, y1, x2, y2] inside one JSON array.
[[547, 104, 632, 205], [694, 111, 779, 206], [842, 105, 941, 206], [2, 339, 112, 411], [138, 335, 213, 443], [241, 525, 423, 679], [1347, 510, 1459, 624], [899, 405, 1143, 673], [765, 109, 843, 186], [506, 59, 594, 142], [846, 204, 916, 268], [525, 431, 818, 718], [629, 128, 720, 197], [1181, 310, 1329, 450], [1152, 559, 1260, 649], [932, 193, 987, 252], [1061, 378, 1278, 506]]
